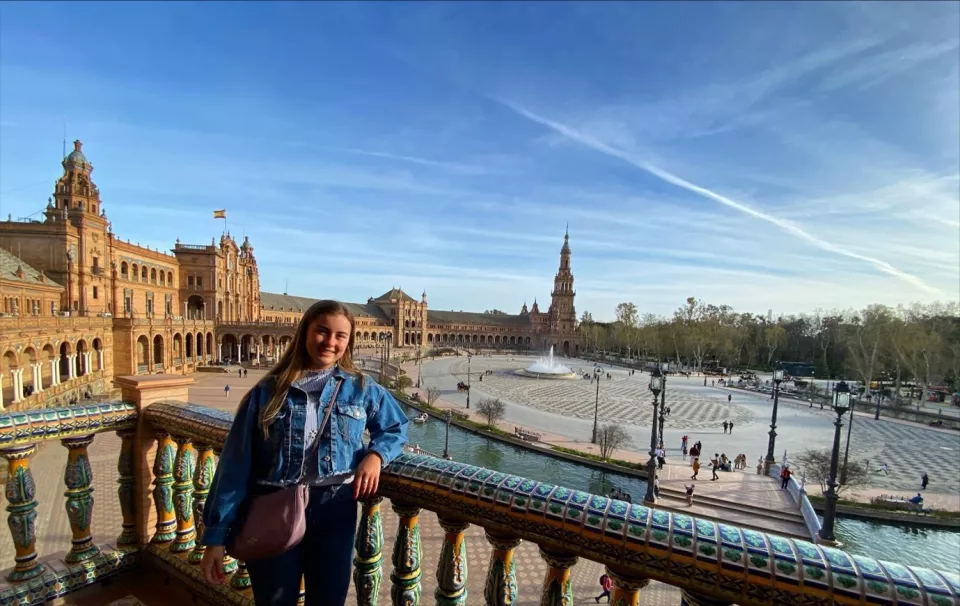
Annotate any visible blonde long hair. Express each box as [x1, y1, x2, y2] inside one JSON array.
[[259, 300, 362, 438]]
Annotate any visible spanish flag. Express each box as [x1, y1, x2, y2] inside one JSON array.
[[213, 209, 226, 219]]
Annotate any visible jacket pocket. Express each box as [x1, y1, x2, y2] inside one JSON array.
[[336, 402, 367, 443]]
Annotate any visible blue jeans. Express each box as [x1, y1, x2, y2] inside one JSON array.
[[245, 485, 358, 606]]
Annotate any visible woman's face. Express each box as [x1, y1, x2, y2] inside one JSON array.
[[304, 313, 352, 369]]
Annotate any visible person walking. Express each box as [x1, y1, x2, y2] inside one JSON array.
[[691, 458, 701, 480], [727, 394, 732, 403], [710, 454, 720, 481], [656, 447, 665, 470], [722, 421, 729, 434], [684, 484, 696, 506], [922, 472, 929, 490], [199, 300, 410, 605], [224, 384, 230, 398], [239, 367, 243, 377], [595, 573, 613, 603], [728, 421, 734, 434], [780, 466, 793, 489]]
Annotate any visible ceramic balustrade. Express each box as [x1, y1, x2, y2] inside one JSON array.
[[6, 400, 955, 606], [139, 400, 960, 606], [0, 402, 141, 605]]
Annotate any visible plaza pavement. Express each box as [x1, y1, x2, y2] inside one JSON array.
[[403, 355, 960, 513], [6, 368, 681, 605]]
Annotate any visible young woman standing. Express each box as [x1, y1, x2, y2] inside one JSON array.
[[199, 300, 409, 605]]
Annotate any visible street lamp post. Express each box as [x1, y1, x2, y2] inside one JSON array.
[[416, 347, 422, 389], [442, 410, 453, 459], [466, 353, 472, 409], [591, 367, 602, 444], [659, 362, 668, 440], [763, 367, 785, 474], [644, 367, 663, 505], [819, 380, 851, 545], [874, 380, 883, 420]]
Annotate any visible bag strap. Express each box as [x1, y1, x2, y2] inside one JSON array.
[[317, 376, 342, 437]]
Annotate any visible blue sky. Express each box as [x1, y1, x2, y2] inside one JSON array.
[[1, 2, 957, 321]]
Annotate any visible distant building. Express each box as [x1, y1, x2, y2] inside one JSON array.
[[0, 140, 579, 410]]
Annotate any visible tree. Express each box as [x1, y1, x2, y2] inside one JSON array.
[[476, 398, 506, 428], [842, 305, 890, 395], [580, 310, 594, 324], [615, 302, 638, 328], [484, 309, 507, 315], [794, 449, 870, 496], [426, 387, 441, 407], [397, 375, 413, 389], [597, 423, 630, 460]]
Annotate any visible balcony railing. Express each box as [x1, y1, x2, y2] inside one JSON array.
[[1, 401, 957, 606]]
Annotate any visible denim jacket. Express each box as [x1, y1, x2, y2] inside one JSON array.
[[202, 366, 409, 546]]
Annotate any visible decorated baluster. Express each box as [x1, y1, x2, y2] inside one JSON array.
[[537, 547, 578, 606], [2, 445, 45, 581], [171, 436, 197, 552], [116, 429, 138, 545], [231, 561, 251, 590], [353, 497, 384, 605], [151, 432, 177, 543], [484, 531, 521, 606], [61, 435, 100, 562], [189, 444, 216, 563], [435, 517, 470, 606], [606, 568, 649, 606], [390, 502, 422, 605], [680, 589, 734, 606]]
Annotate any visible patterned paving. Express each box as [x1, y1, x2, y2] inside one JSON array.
[[451, 357, 756, 430]]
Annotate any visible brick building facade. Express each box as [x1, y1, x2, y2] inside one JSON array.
[[0, 140, 579, 410]]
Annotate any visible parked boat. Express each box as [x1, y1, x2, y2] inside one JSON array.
[[412, 413, 428, 424]]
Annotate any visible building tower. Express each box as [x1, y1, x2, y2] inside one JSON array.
[[43, 140, 111, 314], [548, 227, 578, 353]]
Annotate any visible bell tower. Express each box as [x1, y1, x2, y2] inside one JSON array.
[[45, 140, 108, 228], [548, 227, 577, 335]]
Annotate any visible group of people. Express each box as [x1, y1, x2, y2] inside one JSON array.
[[608, 486, 634, 503]]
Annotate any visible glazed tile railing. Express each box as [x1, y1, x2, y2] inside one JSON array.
[[2, 401, 960, 606], [0, 402, 141, 604]]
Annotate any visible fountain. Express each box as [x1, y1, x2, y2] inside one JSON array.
[[516, 346, 577, 379]]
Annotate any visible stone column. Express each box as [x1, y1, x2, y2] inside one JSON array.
[[189, 444, 216, 564], [217, 343, 223, 363], [484, 531, 521, 606], [353, 497, 384, 606], [390, 502, 422, 605], [61, 435, 100, 563], [435, 517, 470, 605], [12, 369, 23, 403], [538, 547, 578, 606], [116, 429, 138, 545], [85, 352, 93, 375], [606, 568, 650, 606], [151, 432, 178, 543], [32, 363, 43, 392], [97, 349, 104, 372], [0, 374, 4, 411], [68, 354, 77, 380], [2, 444, 45, 581], [50, 359, 59, 386], [170, 436, 197, 553]]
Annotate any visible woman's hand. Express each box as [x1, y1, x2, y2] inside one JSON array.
[[200, 546, 226, 585], [353, 452, 383, 500]]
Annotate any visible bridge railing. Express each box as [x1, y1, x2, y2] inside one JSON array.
[[2, 401, 958, 606], [0, 402, 141, 603]]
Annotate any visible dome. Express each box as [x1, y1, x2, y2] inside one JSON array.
[[63, 140, 92, 169]]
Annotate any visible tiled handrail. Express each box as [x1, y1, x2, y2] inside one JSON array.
[[141, 401, 960, 606], [0, 402, 140, 604], [0, 401, 138, 447]]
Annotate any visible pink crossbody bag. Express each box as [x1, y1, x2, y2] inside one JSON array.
[[227, 378, 341, 562]]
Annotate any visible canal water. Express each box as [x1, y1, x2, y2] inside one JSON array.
[[402, 407, 960, 571]]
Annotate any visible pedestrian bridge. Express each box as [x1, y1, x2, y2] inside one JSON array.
[[0, 385, 957, 605]]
